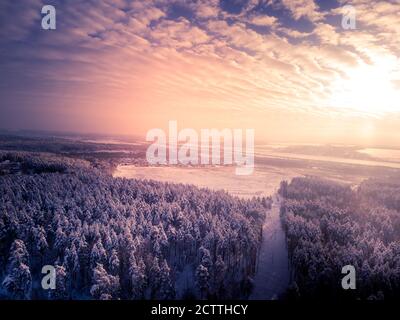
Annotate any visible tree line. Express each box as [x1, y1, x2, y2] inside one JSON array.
[[279, 176, 400, 300]]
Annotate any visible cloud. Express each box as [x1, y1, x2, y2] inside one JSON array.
[[150, 18, 210, 48], [0, 0, 43, 41], [1, 0, 400, 141], [249, 15, 278, 27], [280, 0, 324, 22]]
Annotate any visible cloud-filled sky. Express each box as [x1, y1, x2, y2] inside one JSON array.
[[1, 0, 400, 145]]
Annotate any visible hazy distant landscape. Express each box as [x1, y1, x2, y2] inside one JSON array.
[[113, 138, 400, 197], [4, 131, 400, 197]]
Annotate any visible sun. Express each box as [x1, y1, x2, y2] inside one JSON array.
[[328, 55, 400, 115]]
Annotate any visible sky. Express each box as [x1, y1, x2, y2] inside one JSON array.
[[0, 0, 400, 145]]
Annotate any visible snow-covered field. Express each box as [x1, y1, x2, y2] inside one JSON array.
[[113, 165, 297, 198], [113, 144, 400, 199]]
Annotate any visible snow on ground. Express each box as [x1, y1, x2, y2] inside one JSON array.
[[113, 165, 297, 199]]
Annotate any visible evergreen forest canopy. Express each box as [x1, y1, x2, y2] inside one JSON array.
[[0, 151, 270, 299]]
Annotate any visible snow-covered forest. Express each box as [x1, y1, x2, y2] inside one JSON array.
[[279, 177, 400, 300], [0, 152, 271, 299], [3, 149, 399, 301]]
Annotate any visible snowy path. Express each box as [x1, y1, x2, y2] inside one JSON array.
[[249, 195, 290, 300]]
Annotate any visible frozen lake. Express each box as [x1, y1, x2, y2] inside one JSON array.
[[113, 165, 297, 198]]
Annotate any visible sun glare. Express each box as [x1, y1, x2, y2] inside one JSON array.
[[328, 56, 400, 115]]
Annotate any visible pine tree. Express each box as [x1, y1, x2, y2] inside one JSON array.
[[90, 263, 120, 299], [49, 265, 68, 300], [195, 264, 210, 299], [158, 259, 175, 299], [129, 256, 146, 299], [2, 240, 31, 299], [108, 249, 120, 276]]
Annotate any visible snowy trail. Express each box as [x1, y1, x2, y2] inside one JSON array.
[[249, 195, 290, 300]]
